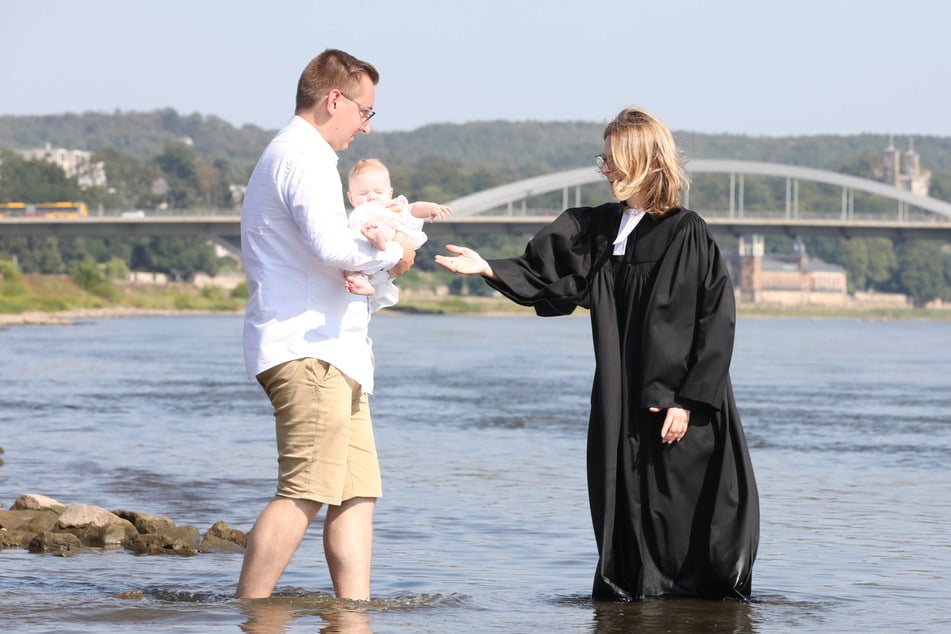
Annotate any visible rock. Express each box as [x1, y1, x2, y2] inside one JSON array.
[[112, 509, 174, 534], [55, 503, 137, 546], [0, 529, 34, 549], [56, 503, 135, 530], [28, 531, 83, 555], [0, 509, 62, 550], [93, 523, 129, 547], [125, 524, 201, 556], [11, 493, 66, 514], [199, 521, 247, 553], [0, 509, 60, 533], [4, 493, 250, 558]]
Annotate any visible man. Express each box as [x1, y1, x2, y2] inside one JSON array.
[[236, 48, 415, 600]]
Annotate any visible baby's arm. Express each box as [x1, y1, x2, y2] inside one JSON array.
[[407, 201, 452, 222]]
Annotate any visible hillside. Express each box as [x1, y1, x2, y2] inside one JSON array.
[[1, 109, 949, 307], [3, 109, 951, 186]]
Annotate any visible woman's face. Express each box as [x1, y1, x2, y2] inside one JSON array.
[[599, 138, 620, 181]]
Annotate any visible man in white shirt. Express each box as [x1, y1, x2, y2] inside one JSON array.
[[236, 48, 414, 600]]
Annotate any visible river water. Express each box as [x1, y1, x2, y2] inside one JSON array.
[[0, 313, 949, 633]]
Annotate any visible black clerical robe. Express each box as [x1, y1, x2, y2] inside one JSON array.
[[485, 203, 759, 601]]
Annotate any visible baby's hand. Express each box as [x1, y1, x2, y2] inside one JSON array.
[[427, 203, 452, 222]]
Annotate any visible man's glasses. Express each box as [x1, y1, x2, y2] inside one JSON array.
[[340, 93, 376, 122]]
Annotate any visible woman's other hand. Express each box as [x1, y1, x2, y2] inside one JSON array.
[[650, 406, 690, 444]]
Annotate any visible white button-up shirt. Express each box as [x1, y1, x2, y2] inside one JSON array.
[[241, 116, 402, 393]]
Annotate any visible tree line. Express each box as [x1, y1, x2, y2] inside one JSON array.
[[0, 111, 950, 304]]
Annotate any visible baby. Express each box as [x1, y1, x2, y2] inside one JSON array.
[[345, 158, 451, 311]]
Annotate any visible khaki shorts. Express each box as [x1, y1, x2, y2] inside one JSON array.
[[256, 358, 381, 505]]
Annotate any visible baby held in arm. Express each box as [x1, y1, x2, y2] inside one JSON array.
[[344, 158, 451, 306]]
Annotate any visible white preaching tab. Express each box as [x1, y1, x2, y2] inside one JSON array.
[[613, 208, 646, 255]]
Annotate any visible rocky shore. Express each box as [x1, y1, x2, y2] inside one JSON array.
[[0, 492, 248, 557]]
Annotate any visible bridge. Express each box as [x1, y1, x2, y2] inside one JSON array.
[[3, 160, 951, 253]]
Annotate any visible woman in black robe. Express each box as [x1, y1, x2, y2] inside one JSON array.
[[435, 107, 759, 602]]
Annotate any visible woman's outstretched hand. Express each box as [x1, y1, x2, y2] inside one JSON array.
[[435, 244, 496, 279]]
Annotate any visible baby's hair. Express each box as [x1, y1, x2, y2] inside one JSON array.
[[349, 158, 389, 179]]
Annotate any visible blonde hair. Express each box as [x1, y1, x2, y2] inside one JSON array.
[[603, 107, 689, 215], [348, 158, 390, 180]]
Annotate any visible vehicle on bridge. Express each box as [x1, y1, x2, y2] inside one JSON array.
[[0, 201, 88, 218]]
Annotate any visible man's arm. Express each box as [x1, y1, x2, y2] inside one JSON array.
[[388, 231, 416, 278]]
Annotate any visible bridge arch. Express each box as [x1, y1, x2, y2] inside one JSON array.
[[446, 159, 951, 222]]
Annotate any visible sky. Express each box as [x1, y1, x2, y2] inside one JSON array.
[[3, 0, 949, 138]]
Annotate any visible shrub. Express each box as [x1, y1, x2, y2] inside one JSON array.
[[103, 257, 130, 280], [69, 258, 119, 301], [0, 258, 27, 297], [230, 281, 249, 300]]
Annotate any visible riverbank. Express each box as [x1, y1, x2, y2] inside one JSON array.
[[2, 274, 949, 325], [0, 307, 243, 326], [3, 299, 950, 327]]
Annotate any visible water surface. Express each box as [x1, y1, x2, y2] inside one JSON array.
[[1, 314, 949, 632]]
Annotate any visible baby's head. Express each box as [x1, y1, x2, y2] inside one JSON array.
[[347, 158, 393, 207]]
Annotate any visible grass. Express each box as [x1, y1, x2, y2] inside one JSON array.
[[2, 273, 949, 321], [0, 274, 246, 314]]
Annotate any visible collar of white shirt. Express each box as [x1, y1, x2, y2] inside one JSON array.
[[613, 207, 646, 255]]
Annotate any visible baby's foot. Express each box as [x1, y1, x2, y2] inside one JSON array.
[[346, 274, 376, 296], [362, 224, 387, 251]]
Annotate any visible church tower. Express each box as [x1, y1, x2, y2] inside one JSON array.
[[878, 136, 931, 196]]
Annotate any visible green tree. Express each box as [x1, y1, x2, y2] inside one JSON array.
[[75, 237, 135, 267], [130, 236, 218, 280], [0, 151, 82, 202], [897, 240, 946, 305], [92, 147, 163, 210], [0, 236, 66, 273], [840, 239, 869, 292], [864, 237, 898, 288], [154, 143, 201, 209], [930, 171, 951, 203]]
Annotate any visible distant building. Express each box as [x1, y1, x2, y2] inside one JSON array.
[[18, 143, 107, 190], [875, 136, 930, 196], [731, 235, 848, 306]]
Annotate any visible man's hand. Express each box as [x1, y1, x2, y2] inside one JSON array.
[[388, 231, 416, 278]]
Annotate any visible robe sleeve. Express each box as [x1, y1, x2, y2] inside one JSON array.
[[484, 209, 595, 316], [639, 213, 736, 410]]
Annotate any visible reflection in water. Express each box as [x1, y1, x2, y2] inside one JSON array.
[[552, 594, 759, 634], [589, 597, 755, 634], [239, 595, 373, 634], [237, 592, 463, 634]]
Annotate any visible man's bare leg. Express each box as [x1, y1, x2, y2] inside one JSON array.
[[323, 497, 376, 599], [236, 496, 322, 598]]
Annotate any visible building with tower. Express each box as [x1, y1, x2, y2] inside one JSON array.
[[877, 136, 931, 196]]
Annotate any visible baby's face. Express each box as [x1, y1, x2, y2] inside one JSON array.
[[347, 170, 394, 207]]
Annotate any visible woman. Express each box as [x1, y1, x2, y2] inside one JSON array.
[[435, 107, 759, 601]]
